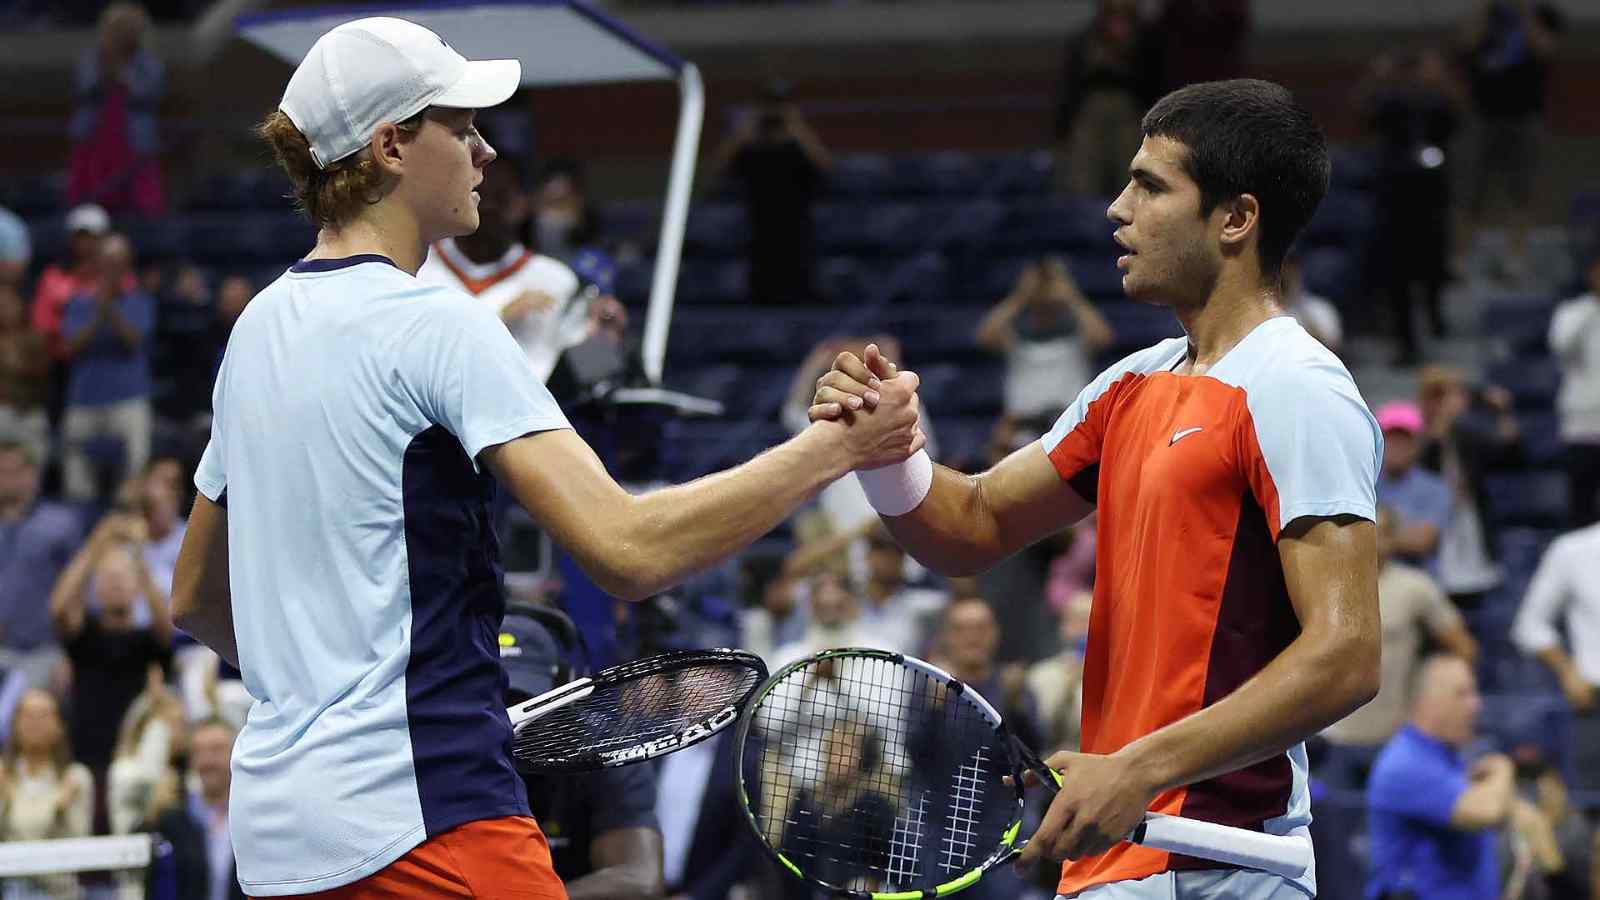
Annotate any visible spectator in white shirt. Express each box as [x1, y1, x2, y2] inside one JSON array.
[[1550, 254, 1600, 527], [976, 256, 1114, 421], [417, 154, 586, 383], [1512, 520, 1600, 792]]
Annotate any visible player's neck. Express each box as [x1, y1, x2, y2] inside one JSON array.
[[1174, 270, 1282, 370], [307, 207, 428, 275]]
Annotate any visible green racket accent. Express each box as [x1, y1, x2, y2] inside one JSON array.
[[777, 854, 804, 880], [1001, 819, 1022, 847]]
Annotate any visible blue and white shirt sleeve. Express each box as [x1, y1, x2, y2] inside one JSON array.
[[404, 294, 572, 468]]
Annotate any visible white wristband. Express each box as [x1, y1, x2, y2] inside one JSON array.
[[854, 450, 934, 517]]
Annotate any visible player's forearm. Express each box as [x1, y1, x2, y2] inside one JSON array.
[[882, 466, 1013, 577], [1116, 626, 1379, 797], [607, 425, 853, 600]]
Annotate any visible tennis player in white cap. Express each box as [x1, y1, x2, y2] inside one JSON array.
[[169, 15, 923, 899]]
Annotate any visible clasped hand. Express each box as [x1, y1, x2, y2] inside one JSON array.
[[807, 343, 926, 470]]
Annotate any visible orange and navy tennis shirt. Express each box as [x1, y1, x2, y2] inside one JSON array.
[[1040, 316, 1381, 898]]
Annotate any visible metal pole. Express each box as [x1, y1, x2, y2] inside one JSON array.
[[641, 62, 703, 385]]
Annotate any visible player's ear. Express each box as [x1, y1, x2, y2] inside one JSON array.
[[1218, 193, 1260, 252], [370, 122, 409, 178]]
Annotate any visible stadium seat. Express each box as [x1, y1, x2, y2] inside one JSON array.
[[1301, 191, 1375, 247], [0, 171, 66, 216], [597, 201, 658, 244], [1099, 301, 1183, 356], [1497, 527, 1557, 579], [676, 259, 746, 305], [991, 198, 1115, 254], [684, 203, 746, 258], [814, 202, 925, 255], [1483, 470, 1569, 528], [879, 252, 948, 305], [1298, 245, 1360, 300], [613, 257, 652, 305], [893, 152, 982, 198], [1327, 148, 1377, 191], [828, 154, 894, 198], [1515, 412, 1565, 467], [984, 151, 1055, 197], [1480, 296, 1555, 357], [1486, 357, 1561, 410], [1066, 253, 1124, 300], [816, 256, 883, 305]]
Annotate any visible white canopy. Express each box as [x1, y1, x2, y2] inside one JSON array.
[[237, 0, 703, 383]]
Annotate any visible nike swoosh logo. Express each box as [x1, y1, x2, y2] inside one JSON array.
[[1170, 427, 1203, 445]]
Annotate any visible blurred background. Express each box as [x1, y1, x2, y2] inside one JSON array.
[[0, 0, 1598, 897]]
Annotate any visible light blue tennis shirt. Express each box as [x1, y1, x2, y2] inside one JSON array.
[[194, 255, 571, 896]]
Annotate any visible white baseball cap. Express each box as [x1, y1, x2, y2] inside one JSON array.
[[279, 17, 521, 170], [64, 204, 111, 236]]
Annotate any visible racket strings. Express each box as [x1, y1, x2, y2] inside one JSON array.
[[513, 660, 761, 771], [745, 654, 1013, 892]]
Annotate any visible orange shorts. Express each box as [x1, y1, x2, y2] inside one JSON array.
[[265, 816, 568, 900]]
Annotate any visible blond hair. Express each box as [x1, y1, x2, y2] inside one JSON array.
[[255, 109, 423, 230]]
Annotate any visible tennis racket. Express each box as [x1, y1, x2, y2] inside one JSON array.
[[509, 648, 766, 773], [735, 648, 1313, 897]]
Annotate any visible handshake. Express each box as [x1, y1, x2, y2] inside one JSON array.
[[805, 343, 927, 474]]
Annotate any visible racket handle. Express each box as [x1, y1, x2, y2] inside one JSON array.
[[1130, 813, 1313, 881]]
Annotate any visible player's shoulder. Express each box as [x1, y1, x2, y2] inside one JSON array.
[[1221, 316, 1361, 400]]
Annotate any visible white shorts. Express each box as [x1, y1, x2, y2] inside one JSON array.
[[1060, 868, 1311, 900]]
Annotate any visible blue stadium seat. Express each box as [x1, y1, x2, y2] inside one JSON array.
[[597, 201, 658, 243], [660, 420, 789, 480], [1067, 253, 1124, 299], [614, 257, 653, 304], [1483, 470, 1569, 527], [879, 252, 948, 305], [127, 217, 189, 261], [815, 202, 925, 255], [931, 200, 1007, 258], [966, 255, 1037, 304], [1099, 301, 1183, 356], [934, 416, 999, 469], [816, 256, 882, 305], [188, 172, 266, 212], [1301, 191, 1376, 247], [992, 199, 1115, 254], [676, 259, 746, 305], [1572, 191, 1600, 231], [984, 151, 1054, 197], [1486, 357, 1561, 410], [1328, 148, 1377, 191], [877, 306, 988, 359], [27, 215, 66, 266], [1298, 245, 1359, 300], [828, 154, 894, 198], [1477, 693, 1571, 774], [893, 152, 982, 198], [1480, 296, 1555, 357], [1516, 412, 1565, 467], [1, 172, 66, 216], [1497, 527, 1557, 579], [684, 203, 746, 258]]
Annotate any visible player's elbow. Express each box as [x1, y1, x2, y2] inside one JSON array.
[[1338, 633, 1382, 713]]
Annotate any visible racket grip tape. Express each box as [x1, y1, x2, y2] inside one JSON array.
[[1129, 813, 1313, 881]]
